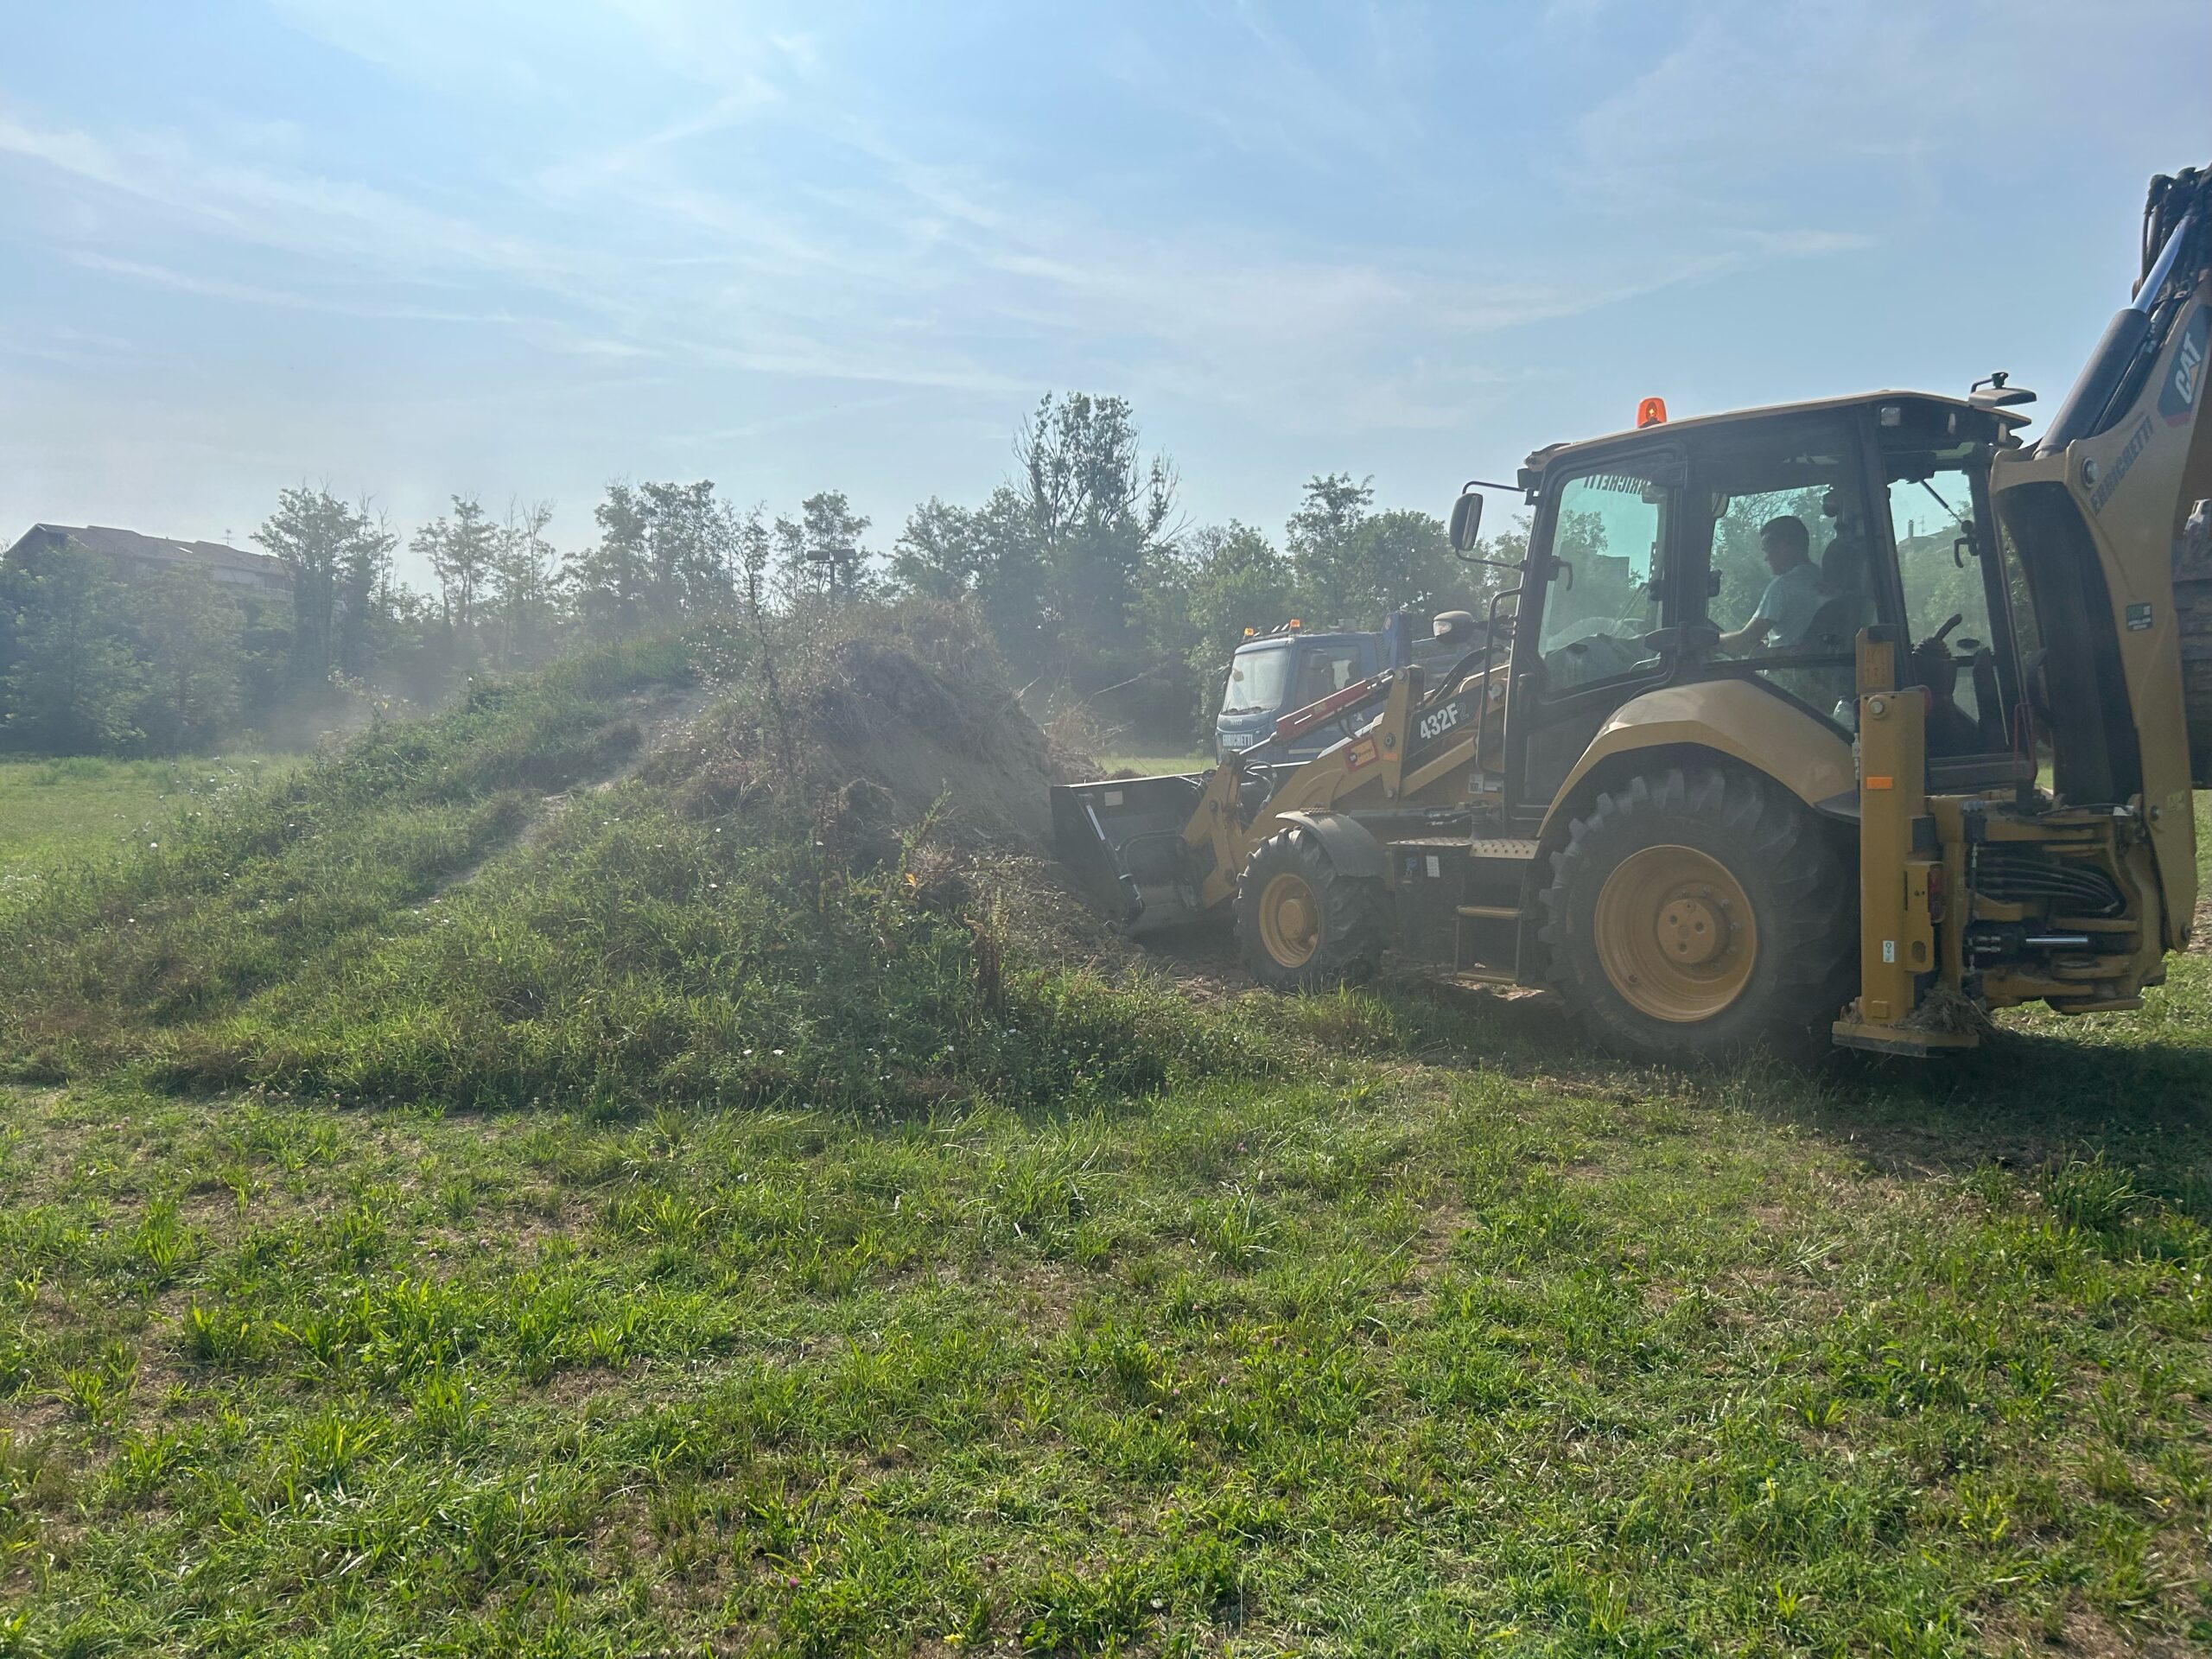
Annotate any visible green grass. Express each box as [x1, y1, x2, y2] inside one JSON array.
[[0, 754, 300, 871], [1, 623, 2209, 1655], [4, 1014, 2210, 1655], [1098, 753, 1213, 777]]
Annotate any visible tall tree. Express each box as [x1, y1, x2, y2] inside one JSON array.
[[889, 498, 982, 601], [892, 486, 1051, 659], [334, 506, 397, 677], [640, 480, 737, 616], [490, 499, 558, 668], [130, 566, 244, 754], [1019, 391, 1176, 550], [565, 480, 742, 633], [775, 490, 873, 603], [565, 481, 653, 639], [1286, 472, 1462, 628], [1285, 472, 1376, 624], [1018, 392, 1177, 663], [415, 494, 498, 634], [0, 543, 142, 753], [256, 486, 391, 688]]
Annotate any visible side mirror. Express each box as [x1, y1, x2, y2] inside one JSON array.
[[1448, 489, 1484, 552]]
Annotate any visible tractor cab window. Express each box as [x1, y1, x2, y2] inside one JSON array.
[[1886, 454, 2009, 756], [1688, 423, 1869, 721], [1535, 466, 1670, 692]]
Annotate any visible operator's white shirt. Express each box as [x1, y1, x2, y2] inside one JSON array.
[[1751, 561, 1833, 646]]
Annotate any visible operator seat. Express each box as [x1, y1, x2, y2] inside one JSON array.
[[1794, 591, 1859, 652]]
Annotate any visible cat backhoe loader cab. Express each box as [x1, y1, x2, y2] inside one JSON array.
[[1052, 162, 2212, 1059]]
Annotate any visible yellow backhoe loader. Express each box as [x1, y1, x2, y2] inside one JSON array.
[[1052, 162, 2212, 1059]]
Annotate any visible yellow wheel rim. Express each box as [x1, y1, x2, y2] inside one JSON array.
[[1256, 870, 1321, 969], [1592, 845, 1758, 1023]]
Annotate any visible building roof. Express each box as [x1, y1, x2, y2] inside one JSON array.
[[9, 523, 289, 584]]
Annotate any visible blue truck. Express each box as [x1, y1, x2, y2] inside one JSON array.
[[1212, 611, 1482, 760]]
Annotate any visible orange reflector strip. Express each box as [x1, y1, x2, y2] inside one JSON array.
[[1865, 775, 1895, 791]]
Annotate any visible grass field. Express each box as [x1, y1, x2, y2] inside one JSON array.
[[1, 629, 2208, 1656], [1097, 753, 1213, 777], [0, 754, 300, 871]]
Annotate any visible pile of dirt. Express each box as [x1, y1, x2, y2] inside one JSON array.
[[617, 606, 1173, 975], [648, 607, 1095, 856], [803, 635, 1061, 846]]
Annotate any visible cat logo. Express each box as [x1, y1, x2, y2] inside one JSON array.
[[2162, 304, 2209, 427]]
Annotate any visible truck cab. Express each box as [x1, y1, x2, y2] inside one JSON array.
[[1215, 626, 1381, 760], [1215, 613, 1483, 760]]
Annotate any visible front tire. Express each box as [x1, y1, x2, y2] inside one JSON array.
[[1538, 766, 1854, 1060], [1236, 828, 1389, 992]]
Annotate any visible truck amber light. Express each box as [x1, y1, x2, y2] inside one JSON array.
[[1636, 396, 1668, 427]]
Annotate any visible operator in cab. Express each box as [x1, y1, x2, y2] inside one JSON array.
[[1719, 516, 1834, 652]]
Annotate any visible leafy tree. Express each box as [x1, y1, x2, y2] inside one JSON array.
[[566, 480, 742, 632], [775, 489, 873, 603], [130, 567, 244, 754], [1179, 520, 1294, 654], [642, 480, 740, 615], [0, 543, 142, 753], [1285, 472, 1376, 623], [414, 494, 499, 635], [1140, 520, 1295, 741], [1351, 506, 1462, 621], [256, 486, 392, 688], [490, 500, 559, 668], [566, 482, 654, 639], [335, 507, 396, 678], [892, 486, 1050, 660], [1019, 392, 1177, 669], [889, 498, 982, 601], [1286, 472, 1465, 629]]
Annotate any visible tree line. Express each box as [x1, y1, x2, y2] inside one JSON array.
[[0, 392, 1517, 756]]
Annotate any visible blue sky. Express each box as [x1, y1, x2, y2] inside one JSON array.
[[3, 1, 2207, 582]]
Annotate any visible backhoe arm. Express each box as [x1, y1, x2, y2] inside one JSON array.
[[1988, 162, 2212, 950]]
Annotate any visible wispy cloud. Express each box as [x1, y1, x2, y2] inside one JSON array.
[[66, 251, 499, 324], [0, 106, 598, 288], [8, 0, 2199, 553]]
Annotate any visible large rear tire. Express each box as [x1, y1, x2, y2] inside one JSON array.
[[1236, 827, 1389, 992], [1538, 766, 1855, 1060]]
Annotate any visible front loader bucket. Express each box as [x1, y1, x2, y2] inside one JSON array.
[[1052, 764, 1303, 937], [1052, 771, 1217, 935]]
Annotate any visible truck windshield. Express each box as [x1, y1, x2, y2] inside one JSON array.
[[1221, 645, 1292, 717]]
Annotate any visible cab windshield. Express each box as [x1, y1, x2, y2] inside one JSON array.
[[1221, 645, 1292, 718]]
